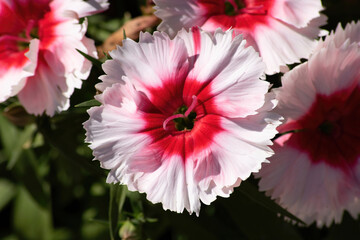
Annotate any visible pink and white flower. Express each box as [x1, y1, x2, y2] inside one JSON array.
[[154, 0, 327, 74], [0, 0, 109, 116], [256, 22, 360, 227], [84, 27, 281, 215]]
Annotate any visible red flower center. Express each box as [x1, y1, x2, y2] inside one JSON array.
[[198, 0, 271, 32], [225, 0, 267, 16], [283, 85, 360, 172]]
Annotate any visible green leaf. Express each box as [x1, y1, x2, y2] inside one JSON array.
[[123, 29, 127, 39], [0, 112, 18, 155], [127, 191, 143, 214], [7, 124, 36, 169], [76, 49, 104, 72], [0, 113, 37, 169], [238, 181, 306, 225], [13, 186, 52, 240], [12, 149, 50, 209], [75, 99, 101, 108], [109, 184, 128, 240], [0, 179, 16, 211]]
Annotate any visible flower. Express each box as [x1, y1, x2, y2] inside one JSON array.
[[84, 27, 281, 215], [154, 0, 327, 74], [0, 0, 109, 116], [256, 22, 360, 227]]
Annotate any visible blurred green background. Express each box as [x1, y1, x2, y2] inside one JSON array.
[[0, 0, 359, 239]]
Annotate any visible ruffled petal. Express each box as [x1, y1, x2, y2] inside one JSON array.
[[317, 21, 360, 50], [84, 82, 152, 170], [254, 15, 327, 74], [154, 0, 208, 38], [179, 28, 268, 118], [257, 22, 360, 227], [154, 0, 326, 74], [257, 135, 360, 227], [270, 0, 324, 28], [108, 31, 190, 112]]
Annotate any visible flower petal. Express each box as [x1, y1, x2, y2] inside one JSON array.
[[270, 0, 324, 28]]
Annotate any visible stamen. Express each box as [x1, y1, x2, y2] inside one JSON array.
[[163, 95, 198, 130], [163, 114, 184, 130], [25, 20, 36, 39], [184, 95, 198, 117]]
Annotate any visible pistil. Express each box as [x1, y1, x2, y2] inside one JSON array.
[[163, 95, 198, 130]]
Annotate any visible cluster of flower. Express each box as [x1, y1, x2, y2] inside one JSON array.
[[1, 0, 359, 227]]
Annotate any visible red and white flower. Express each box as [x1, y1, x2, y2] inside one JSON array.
[[0, 0, 108, 116], [84, 28, 281, 215], [256, 22, 360, 227], [154, 0, 327, 74]]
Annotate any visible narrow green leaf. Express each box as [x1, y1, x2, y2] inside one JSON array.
[[123, 29, 127, 39], [75, 99, 101, 108], [109, 184, 127, 240], [0, 179, 16, 211], [239, 181, 306, 225], [76, 49, 104, 72]]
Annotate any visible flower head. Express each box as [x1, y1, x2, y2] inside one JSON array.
[[256, 22, 360, 227], [0, 0, 109, 116], [84, 27, 281, 215], [154, 0, 327, 74]]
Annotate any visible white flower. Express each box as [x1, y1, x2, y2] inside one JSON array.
[[84, 27, 281, 215]]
